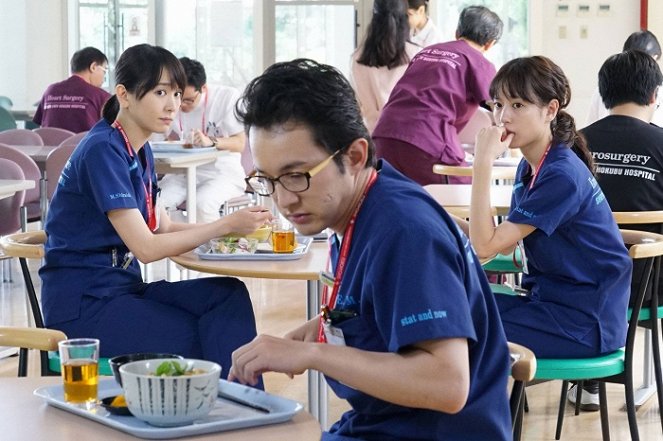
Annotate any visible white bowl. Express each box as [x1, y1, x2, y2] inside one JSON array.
[[119, 358, 221, 427]]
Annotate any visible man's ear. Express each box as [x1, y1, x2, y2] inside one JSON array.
[[344, 138, 369, 174], [482, 40, 497, 52]]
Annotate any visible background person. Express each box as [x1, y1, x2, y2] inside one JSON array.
[[372, 5, 503, 186], [350, 0, 421, 133], [407, 0, 443, 47], [469, 55, 632, 411], [39, 44, 272, 382], [586, 30, 663, 126], [228, 58, 512, 441], [159, 57, 247, 223], [33, 46, 111, 133]]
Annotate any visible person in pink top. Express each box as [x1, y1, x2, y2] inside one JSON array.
[[350, 0, 421, 133], [372, 5, 502, 185], [33, 47, 111, 133]]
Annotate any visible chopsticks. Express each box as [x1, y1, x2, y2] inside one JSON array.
[[217, 390, 271, 413]]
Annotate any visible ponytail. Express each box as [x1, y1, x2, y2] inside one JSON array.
[[553, 110, 595, 174], [102, 95, 119, 123]]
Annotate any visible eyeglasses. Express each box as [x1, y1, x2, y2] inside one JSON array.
[[181, 90, 200, 106], [245, 150, 341, 196]]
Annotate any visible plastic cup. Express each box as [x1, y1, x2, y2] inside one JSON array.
[[58, 338, 100, 407], [271, 217, 296, 253]]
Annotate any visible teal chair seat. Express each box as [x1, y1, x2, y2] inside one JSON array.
[[627, 305, 663, 321], [48, 351, 113, 376], [535, 349, 625, 380], [490, 283, 519, 296], [483, 248, 522, 273]]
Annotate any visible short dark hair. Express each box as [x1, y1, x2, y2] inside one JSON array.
[[357, 0, 411, 69], [623, 30, 662, 59], [102, 44, 186, 122], [599, 50, 663, 109], [236, 58, 375, 171], [407, 0, 429, 11], [178, 57, 207, 90], [456, 5, 503, 46], [70, 47, 108, 73]]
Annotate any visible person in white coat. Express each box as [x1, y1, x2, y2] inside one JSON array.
[[407, 0, 444, 48], [159, 57, 247, 223]]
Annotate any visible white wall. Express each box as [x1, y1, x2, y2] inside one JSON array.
[[533, 0, 640, 126], [0, 0, 68, 109]]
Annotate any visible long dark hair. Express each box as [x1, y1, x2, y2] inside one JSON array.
[[102, 44, 186, 123], [357, 0, 411, 69], [489, 56, 594, 173]]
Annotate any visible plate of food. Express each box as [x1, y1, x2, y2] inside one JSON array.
[[150, 141, 216, 154], [195, 237, 313, 261]]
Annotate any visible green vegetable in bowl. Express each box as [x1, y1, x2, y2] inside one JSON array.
[[154, 360, 207, 376]]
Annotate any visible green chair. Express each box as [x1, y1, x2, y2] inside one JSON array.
[[518, 229, 663, 441], [0, 106, 17, 131], [483, 247, 522, 274], [0, 95, 13, 110]]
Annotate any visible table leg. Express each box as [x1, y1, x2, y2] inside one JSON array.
[[185, 165, 197, 224], [306, 279, 328, 429]]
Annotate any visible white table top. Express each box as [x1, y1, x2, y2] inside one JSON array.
[[0, 377, 322, 440], [424, 184, 513, 217], [0, 179, 35, 200]]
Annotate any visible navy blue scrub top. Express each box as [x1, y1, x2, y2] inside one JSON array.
[[40, 119, 157, 325], [508, 144, 632, 354]]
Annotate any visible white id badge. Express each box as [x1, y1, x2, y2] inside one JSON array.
[[154, 191, 162, 231], [323, 322, 346, 346], [517, 240, 529, 274]]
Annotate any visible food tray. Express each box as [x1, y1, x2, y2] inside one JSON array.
[[34, 378, 303, 440], [195, 237, 313, 261], [151, 141, 216, 154]]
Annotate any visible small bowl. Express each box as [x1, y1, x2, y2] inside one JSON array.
[[245, 224, 272, 242], [100, 395, 132, 416], [120, 358, 221, 427], [109, 353, 183, 387]]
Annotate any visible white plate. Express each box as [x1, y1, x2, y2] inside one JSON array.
[[151, 141, 216, 154], [34, 378, 303, 440], [196, 237, 313, 261]]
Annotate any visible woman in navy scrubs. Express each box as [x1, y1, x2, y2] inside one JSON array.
[[39, 44, 271, 380], [468, 56, 631, 408]]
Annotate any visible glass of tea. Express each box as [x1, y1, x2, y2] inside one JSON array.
[[271, 216, 296, 253], [58, 338, 100, 408]]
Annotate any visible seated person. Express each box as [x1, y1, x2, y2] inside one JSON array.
[[468, 56, 632, 411], [228, 58, 512, 440], [33, 46, 111, 133], [159, 57, 246, 223], [39, 44, 272, 382]]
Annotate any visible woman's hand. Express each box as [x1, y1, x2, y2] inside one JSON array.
[[473, 126, 513, 166], [219, 206, 273, 237], [192, 129, 213, 147]]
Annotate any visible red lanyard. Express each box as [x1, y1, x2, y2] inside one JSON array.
[[112, 121, 158, 232], [178, 91, 208, 134], [317, 170, 378, 343], [528, 143, 552, 190]]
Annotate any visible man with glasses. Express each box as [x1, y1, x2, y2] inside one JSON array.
[[33, 46, 110, 133], [159, 57, 246, 223], [229, 59, 511, 441]]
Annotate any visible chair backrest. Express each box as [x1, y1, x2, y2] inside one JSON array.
[[458, 107, 493, 146], [0, 143, 41, 205], [58, 131, 88, 148], [0, 106, 17, 131], [0, 326, 67, 377], [45, 144, 76, 200], [0, 158, 26, 235], [33, 127, 75, 146], [0, 128, 43, 146], [0, 95, 13, 110], [0, 326, 66, 352], [613, 210, 663, 227]]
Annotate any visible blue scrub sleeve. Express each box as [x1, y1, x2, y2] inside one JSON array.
[[80, 140, 141, 213], [508, 167, 581, 236], [367, 221, 478, 352]]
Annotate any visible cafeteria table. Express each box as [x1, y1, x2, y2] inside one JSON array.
[[171, 241, 331, 428], [0, 377, 322, 440]]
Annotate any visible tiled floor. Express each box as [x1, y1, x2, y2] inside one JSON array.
[[1, 256, 661, 440]]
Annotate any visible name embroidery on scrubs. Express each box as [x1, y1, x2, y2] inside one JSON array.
[[317, 170, 378, 344], [112, 121, 159, 232]]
